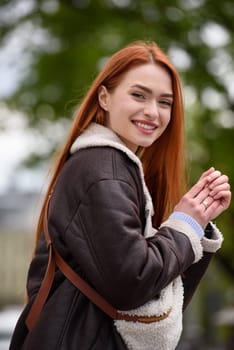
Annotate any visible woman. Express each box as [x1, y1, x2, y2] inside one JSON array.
[[10, 41, 231, 350]]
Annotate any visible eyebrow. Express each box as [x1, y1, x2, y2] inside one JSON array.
[[130, 84, 174, 98]]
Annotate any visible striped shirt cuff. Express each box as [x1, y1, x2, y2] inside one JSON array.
[[169, 211, 204, 239]]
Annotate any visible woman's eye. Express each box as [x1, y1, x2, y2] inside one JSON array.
[[160, 100, 173, 107], [131, 92, 145, 100]]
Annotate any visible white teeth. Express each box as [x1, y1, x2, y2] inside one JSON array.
[[134, 121, 156, 130]]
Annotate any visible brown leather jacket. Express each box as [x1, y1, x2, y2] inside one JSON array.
[[10, 146, 216, 350]]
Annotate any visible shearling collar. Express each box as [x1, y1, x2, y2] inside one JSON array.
[[70, 122, 140, 166]]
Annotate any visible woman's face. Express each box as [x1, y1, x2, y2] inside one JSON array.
[[98, 63, 173, 153]]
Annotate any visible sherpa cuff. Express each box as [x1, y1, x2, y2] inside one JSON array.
[[160, 217, 203, 263], [201, 222, 223, 252]]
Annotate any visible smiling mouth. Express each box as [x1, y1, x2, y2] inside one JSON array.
[[132, 121, 157, 130]]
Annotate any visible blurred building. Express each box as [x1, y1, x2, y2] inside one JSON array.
[[0, 189, 41, 306], [0, 190, 40, 233]]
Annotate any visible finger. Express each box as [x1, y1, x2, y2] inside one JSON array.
[[209, 175, 229, 189], [213, 190, 232, 202], [210, 183, 231, 197], [188, 168, 216, 198], [205, 200, 222, 219], [187, 177, 209, 198], [207, 170, 222, 183], [186, 169, 224, 199], [200, 196, 214, 210], [199, 167, 215, 180], [195, 187, 210, 203]]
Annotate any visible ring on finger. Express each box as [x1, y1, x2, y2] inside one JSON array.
[[202, 200, 209, 209]]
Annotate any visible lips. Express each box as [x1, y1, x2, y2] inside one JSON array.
[[132, 120, 158, 131]]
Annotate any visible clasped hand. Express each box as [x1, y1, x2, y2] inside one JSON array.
[[174, 167, 232, 228]]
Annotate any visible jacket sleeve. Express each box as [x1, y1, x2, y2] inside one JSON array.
[[181, 252, 213, 310], [182, 222, 223, 310], [62, 176, 200, 311]]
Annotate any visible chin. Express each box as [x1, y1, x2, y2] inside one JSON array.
[[138, 140, 155, 148]]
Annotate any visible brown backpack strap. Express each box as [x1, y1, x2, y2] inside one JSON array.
[[25, 195, 56, 331], [53, 246, 118, 319], [26, 193, 172, 331]]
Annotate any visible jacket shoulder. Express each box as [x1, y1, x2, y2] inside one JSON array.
[[63, 146, 140, 185], [51, 147, 144, 229]]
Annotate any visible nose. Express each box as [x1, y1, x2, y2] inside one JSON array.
[[143, 100, 159, 120]]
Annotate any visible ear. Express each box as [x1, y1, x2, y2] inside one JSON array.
[[98, 85, 109, 111]]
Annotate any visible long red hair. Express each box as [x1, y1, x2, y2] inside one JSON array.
[[35, 41, 185, 246]]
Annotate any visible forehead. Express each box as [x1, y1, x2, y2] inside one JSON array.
[[119, 63, 172, 91]]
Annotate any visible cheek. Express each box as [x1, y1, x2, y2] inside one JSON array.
[[110, 104, 132, 123], [163, 113, 171, 128]]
